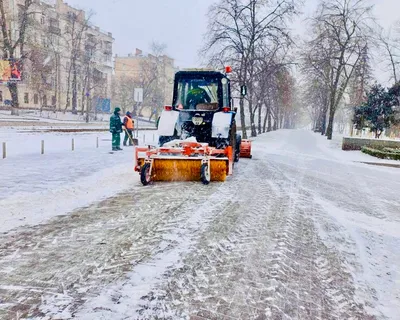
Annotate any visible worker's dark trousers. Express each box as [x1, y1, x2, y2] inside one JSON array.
[[112, 133, 121, 150], [123, 129, 133, 146]]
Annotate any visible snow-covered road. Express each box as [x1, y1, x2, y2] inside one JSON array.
[[1, 130, 399, 319]]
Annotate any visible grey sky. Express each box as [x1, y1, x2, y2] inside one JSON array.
[[66, 0, 215, 68], [67, 0, 400, 80]]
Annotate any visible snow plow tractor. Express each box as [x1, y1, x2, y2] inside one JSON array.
[[135, 67, 252, 185]]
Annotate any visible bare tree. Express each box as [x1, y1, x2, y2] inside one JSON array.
[[27, 45, 54, 111], [0, 0, 34, 115], [252, 42, 297, 133], [112, 74, 136, 113], [62, 10, 92, 113], [203, 0, 301, 138], [303, 0, 373, 139], [376, 25, 400, 84], [300, 35, 333, 134], [113, 42, 169, 120]]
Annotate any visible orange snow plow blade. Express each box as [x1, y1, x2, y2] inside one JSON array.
[[240, 139, 252, 158], [150, 158, 228, 182], [135, 142, 233, 185]]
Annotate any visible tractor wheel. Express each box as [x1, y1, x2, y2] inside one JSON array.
[[158, 136, 174, 147], [230, 120, 238, 163], [200, 163, 210, 185], [235, 134, 241, 162], [140, 163, 152, 186]]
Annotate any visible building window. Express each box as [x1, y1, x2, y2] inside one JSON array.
[[0, 91, 3, 102], [40, 14, 45, 25], [43, 95, 47, 107], [52, 96, 56, 106], [50, 18, 58, 28], [34, 94, 39, 104], [24, 93, 29, 104]]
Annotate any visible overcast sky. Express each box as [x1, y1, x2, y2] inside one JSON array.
[[67, 0, 400, 81]]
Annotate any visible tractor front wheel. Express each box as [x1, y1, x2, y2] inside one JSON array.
[[140, 163, 152, 186], [200, 163, 210, 185]]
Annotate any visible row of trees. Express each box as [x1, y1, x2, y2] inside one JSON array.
[[202, 0, 302, 138], [203, 0, 400, 140], [300, 0, 400, 140], [300, 0, 373, 140]]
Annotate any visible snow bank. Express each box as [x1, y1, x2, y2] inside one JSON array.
[[0, 129, 159, 233], [0, 129, 158, 159], [0, 161, 138, 234], [0, 110, 156, 129]]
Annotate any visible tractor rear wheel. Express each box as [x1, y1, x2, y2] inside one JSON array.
[[230, 120, 239, 163], [140, 163, 152, 186], [235, 134, 241, 162]]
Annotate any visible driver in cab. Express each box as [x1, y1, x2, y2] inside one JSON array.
[[186, 83, 211, 108]]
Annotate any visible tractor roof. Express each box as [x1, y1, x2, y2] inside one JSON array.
[[175, 70, 226, 79]]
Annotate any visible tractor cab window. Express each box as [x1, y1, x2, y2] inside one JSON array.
[[175, 78, 219, 111]]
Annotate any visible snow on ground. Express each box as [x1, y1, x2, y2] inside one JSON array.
[[0, 129, 158, 158], [317, 133, 400, 166], [0, 110, 156, 129], [0, 129, 158, 233], [0, 129, 399, 319]]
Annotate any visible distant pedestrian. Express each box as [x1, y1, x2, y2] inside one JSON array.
[[110, 107, 123, 151], [123, 111, 134, 146]]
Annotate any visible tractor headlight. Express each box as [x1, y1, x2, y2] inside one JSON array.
[[192, 116, 203, 126]]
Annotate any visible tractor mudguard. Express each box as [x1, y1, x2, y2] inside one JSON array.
[[212, 112, 233, 139], [157, 109, 180, 137]]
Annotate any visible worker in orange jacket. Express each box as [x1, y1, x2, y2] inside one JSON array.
[[123, 111, 134, 146]]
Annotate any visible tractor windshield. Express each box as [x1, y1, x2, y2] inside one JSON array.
[[175, 78, 219, 111]]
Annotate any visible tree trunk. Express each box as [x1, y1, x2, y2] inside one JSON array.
[[267, 111, 272, 132], [249, 104, 257, 137], [273, 111, 278, 131], [239, 96, 247, 139], [86, 65, 91, 123], [86, 96, 90, 123], [319, 105, 328, 135], [72, 60, 78, 114], [81, 89, 86, 115], [57, 55, 62, 111], [263, 107, 268, 133], [326, 107, 335, 140], [258, 103, 262, 134], [9, 82, 19, 116]]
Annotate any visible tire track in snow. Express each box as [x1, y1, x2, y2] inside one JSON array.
[[71, 173, 246, 320], [120, 145, 377, 319], [264, 157, 377, 320], [0, 181, 221, 319], [268, 133, 398, 318]]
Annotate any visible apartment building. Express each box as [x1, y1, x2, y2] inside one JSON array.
[[114, 48, 177, 115], [0, 0, 113, 113]]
